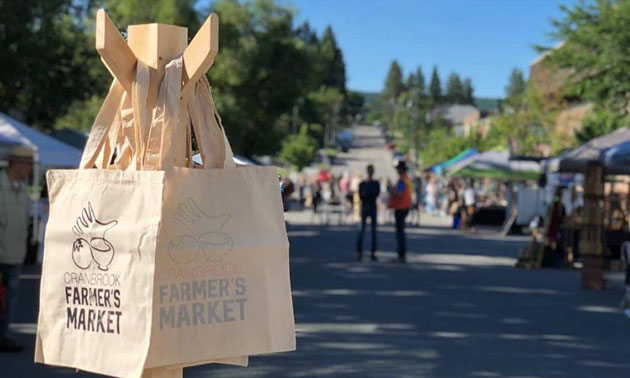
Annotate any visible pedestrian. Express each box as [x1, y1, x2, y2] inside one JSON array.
[[350, 173, 361, 222], [389, 161, 413, 263], [379, 178, 392, 224], [280, 176, 294, 212], [463, 180, 477, 232], [356, 165, 380, 262], [410, 173, 423, 226], [0, 146, 34, 353], [310, 179, 323, 224], [621, 240, 630, 318]]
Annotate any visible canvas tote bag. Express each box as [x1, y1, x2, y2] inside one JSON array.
[[35, 56, 295, 376]]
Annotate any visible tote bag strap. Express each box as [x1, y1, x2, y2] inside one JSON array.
[[143, 56, 236, 171], [80, 61, 152, 170], [131, 61, 151, 170], [189, 76, 235, 169], [79, 80, 125, 169], [144, 56, 184, 170]]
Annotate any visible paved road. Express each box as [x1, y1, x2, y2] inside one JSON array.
[[330, 125, 396, 180], [3, 125, 630, 377]]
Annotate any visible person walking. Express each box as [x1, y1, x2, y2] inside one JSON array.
[[0, 146, 34, 353], [390, 161, 413, 263], [463, 180, 477, 232], [356, 165, 380, 261]]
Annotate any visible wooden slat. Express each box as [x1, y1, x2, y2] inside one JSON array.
[[181, 13, 219, 98], [96, 9, 137, 94]]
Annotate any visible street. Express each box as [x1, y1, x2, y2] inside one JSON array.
[[3, 126, 630, 377]]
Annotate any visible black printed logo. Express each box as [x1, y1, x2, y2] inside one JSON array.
[[168, 198, 233, 264], [71, 202, 118, 271]]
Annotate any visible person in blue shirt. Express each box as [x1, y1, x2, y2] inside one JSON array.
[[356, 165, 380, 261]]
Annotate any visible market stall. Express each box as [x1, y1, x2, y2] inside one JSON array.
[[430, 148, 477, 175], [532, 128, 630, 288], [0, 112, 82, 169], [447, 150, 540, 180]]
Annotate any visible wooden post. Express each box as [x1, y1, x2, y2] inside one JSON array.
[[92, 9, 221, 376], [580, 161, 605, 290]]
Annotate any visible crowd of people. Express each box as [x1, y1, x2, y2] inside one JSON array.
[[281, 161, 516, 264]]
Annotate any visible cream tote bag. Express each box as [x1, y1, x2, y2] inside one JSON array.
[[35, 56, 295, 377]]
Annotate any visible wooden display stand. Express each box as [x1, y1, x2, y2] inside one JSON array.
[[580, 162, 605, 290], [95, 9, 220, 377]]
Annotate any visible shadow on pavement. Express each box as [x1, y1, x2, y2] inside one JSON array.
[[3, 221, 630, 378], [192, 222, 630, 378]]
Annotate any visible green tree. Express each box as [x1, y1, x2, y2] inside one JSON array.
[[307, 86, 344, 145], [462, 77, 474, 104], [445, 72, 464, 103], [0, 1, 101, 129], [406, 66, 425, 95], [429, 66, 442, 104], [485, 84, 557, 155], [505, 67, 526, 100], [208, 0, 312, 155], [106, 0, 200, 29], [279, 124, 318, 170], [383, 60, 405, 102], [576, 105, 621, 143], [319, 26, 346, 94], [540, 0, 630, 135]]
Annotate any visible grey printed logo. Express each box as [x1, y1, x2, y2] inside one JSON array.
[[168, 198, 233, 264]]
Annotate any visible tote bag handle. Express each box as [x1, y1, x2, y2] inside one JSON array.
[[144, 56, 235, 170], [79, 80, 125, 169]]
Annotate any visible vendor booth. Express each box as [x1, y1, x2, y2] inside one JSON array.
[[0, 112, 82, 168], [446, 150, 541, 230], [525, 127, 630, 288], [430, 148, 477, 175]]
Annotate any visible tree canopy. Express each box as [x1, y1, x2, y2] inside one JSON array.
[[541, 0, 630, 138], [382, 60, 405, 103], [429, 66, 442, 104], [0, 0, 353, 160]]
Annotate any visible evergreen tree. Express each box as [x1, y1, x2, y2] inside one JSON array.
[[383, 60, 405, 102], [462, 77, 474, 104], [445, 72, 464, 103], [319, 26, 346, 94], [107, 0, 200, 32], [295, 21, 318, 44], [415, 66, 426, 95], [429, 66, 442, 104], [406, 72, 417, 91], [505, 67, 526, 100], [406, 66, 425, 95]]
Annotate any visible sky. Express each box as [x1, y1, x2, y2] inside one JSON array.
[[289, 0, 578, 98]]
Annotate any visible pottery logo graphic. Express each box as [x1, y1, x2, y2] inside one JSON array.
[[168, 198, 233, 264], [71, 202, 118, 271]]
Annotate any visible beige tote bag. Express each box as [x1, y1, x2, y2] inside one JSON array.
[[35, 56, 295, 377]]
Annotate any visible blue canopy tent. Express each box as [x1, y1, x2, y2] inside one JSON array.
[[603, 140, 630, 175], [431, 148, 478, 175], [546, 127, 630, 175]]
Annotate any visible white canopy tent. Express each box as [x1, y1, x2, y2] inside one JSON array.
[[0, 113, 83, 248], [0, 132, 22, 162], [0, 112, 82, 168]]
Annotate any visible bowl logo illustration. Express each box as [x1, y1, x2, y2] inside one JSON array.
[[71, 202, 118, 271], [168, 198, 233, 264]]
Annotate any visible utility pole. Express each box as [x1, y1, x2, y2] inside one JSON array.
[[407, 89, 420, 167], [291, 97, 304, 134]]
